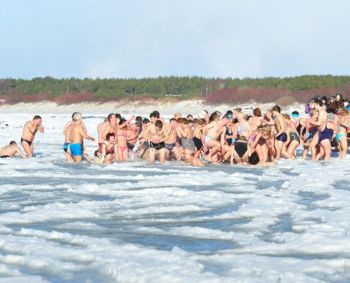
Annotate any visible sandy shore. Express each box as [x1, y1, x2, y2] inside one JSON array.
[[0, 100, 303, 116]]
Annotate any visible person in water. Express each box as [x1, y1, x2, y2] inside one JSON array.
[[21, 115, 44, 158], [146, 119, 168, 164], [67, 112, 95, 163], [63, 112, 88, 162], [0, 141, 26, 159], [95, 133, 117, 164]]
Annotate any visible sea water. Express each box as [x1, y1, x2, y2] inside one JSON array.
[[0, 113, 349, 282]]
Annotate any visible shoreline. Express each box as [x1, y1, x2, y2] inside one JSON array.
[[0, 100, 303, 115]]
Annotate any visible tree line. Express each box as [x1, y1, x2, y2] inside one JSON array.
[[0, 75, 349, 103]]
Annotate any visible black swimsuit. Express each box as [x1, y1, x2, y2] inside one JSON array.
[[21, 138, 32, 146], [235, 142, 248, 158], [150, 142, 165, 150], [0, 155, 10, 158]]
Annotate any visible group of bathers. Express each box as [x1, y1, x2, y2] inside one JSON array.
[[59, 94, 349, 165]]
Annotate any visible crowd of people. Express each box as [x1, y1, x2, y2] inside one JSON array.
[[1, 94, 350, 166]]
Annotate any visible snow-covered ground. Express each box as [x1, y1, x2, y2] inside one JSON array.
[[0, 112, 349, 283]]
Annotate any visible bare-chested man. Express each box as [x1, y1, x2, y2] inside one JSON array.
[[21, 115, 44, 158], [97, 117, 109, 145], [67, 112, 95, 163], [101, 114, 117, 145], [64, 112, 88, 162], [145, 120, 169, 164], [272, 105, 287, 159], [0, 141, 26, 159], [309, 99, 334, 161], [164, 118, 181, 161]]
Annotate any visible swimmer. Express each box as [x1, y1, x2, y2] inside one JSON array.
[[272, 105, 288, 159], [164, 118, 182, 161], [63, 112, 88, 162], [146, 120, 169, 164], [21, 115, 44, 158], [202, 112, 227, 163], [336, 108, 350, 159], [95, 133, 117, 164], [309, 99, 333, 161], [67, 112, 95, 163], [0, 141, 26, 159]]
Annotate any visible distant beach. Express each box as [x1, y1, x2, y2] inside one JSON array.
[[0, 100, 304, 116]]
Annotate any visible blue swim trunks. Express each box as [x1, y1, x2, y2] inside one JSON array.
[[69, 143, 83, 157], [319, 127, 333, 143], [276, 132, 288, 142]]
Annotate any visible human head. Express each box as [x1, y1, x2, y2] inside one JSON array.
[[119, 118, 127, 128], [209, 112, 220, 122], [115, 113, 122, 123], [283, 114, 290, 120], [71, 112, 79, 120], [72, 112, 82, 122], [326, 102, 338, 114], [108, 113, 117, 124], [253, 108, 262, 117], [135, 116, 142, 124], [198, 118, 207, 126], [186, 114, 193, 120], [321, 96, 328, 105], [155, 119, 163, 130], [338, 107, 349, 117], [272, 105, 281, 114], [174, 112, 182, 120], [33, 115, 42, 120], [142, 118, 150, 125], [33, 115, 42, 126], [9, 141, 16, 145], [170, 118, 177, 127], [336, 93, 343, 102], [106, 133, 115, 142], [150, 111, 160, 123]]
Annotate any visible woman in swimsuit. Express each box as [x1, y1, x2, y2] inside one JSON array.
[[96, 133, 117, 164], [301, 110, 318, 159], [249, 108, 263, 133], [177, 118, 203, 166], [193, 118, 206, 160], [202, 112, 224, 163], [230, 135, 249, 165], [336, 108, 350, 159], [250, 125, 271, 164], [116, 119, 129, 161]]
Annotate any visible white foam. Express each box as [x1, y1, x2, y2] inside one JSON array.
[[0, 112, 350, 282]]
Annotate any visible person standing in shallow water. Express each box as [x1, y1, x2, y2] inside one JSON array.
[[67, 112, 95, 163], [21, 115, 44, 158]]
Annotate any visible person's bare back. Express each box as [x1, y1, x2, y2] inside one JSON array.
[[0, 142, 26, 158]]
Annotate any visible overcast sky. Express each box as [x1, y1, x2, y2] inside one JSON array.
[[0, 0, 349, 79]]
